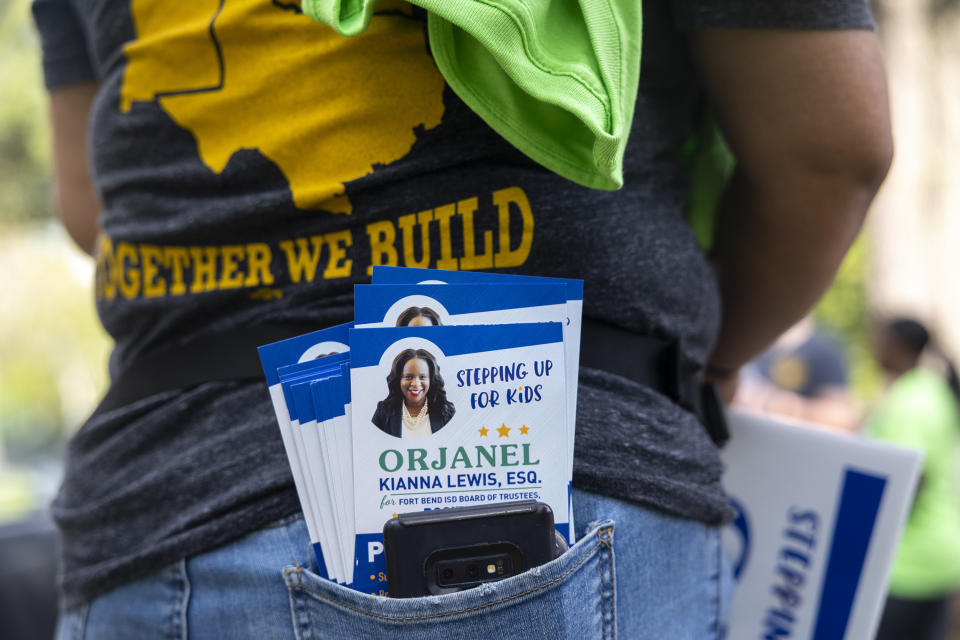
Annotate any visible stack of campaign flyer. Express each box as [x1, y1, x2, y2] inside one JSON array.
[[257, 267, 583, 595]]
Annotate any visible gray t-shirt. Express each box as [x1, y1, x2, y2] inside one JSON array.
[[33, 0, 874, 606]]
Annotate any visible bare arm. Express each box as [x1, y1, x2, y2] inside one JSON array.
[[690, 30, 893, 393], [48, 82, 101, 255]]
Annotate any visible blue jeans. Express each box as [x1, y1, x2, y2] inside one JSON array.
[[56, 489, 732, 639]]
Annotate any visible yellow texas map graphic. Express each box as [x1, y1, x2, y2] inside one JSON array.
[[120, 0, 446, 215]]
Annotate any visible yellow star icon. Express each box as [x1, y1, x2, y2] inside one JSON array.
[[392, 513, 397, 518], [520, 425, 530, 435], [497, 424, 511, 438], [479, 426, 489, 437]]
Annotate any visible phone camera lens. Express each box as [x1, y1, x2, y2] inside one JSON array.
[[465, 565, 479, 579], [441, 568, 454, 580]]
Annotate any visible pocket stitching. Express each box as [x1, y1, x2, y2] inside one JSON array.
[[287, 525, 613, 623], [713, 527, 722, 638], [75, 604, 89, 640], [597, 527, 614, 640], [598, 537, 608, 640], [285, 567, 319, 640]]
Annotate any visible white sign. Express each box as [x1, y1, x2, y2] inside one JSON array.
[[721, 411, 922, 640]]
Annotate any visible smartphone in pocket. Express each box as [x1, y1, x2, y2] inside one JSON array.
[[382, 500, 560, 598]]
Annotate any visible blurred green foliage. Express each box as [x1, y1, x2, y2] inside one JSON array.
[[0, 470, 35, 522], [0, 228, 111, 458], [0, 0, 53, 225], [0, 226, 112, 522], [813, 236, 882, 403], [0, 0, 111, 521]]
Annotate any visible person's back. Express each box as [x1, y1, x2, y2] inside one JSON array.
[[867, 317, 960, 640], [868, 367, 960, 597], [32, 0, 892, 637]]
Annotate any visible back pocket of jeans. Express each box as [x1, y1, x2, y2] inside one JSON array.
[[283, 521, 616, 640]]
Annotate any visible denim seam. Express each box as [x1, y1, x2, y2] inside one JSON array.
[[597, 526, 615, 640], [169, 564, 178, 640], [170, 559, 190, 640], [287, 527, 612, 622], [285, 569, 301, 640], [74, 604, 89, 640], [304, 579, 318, 640], [598, 537, 607, 640], [263, 513, 305, 530], [713, 528, 721, 639], [285, 567, 318, 640], [607, 533, 617, 640]]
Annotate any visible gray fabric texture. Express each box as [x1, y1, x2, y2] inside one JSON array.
[[32, 0, 97, 88], [673, 0, 874, 30], [33, 0, 875, 607]]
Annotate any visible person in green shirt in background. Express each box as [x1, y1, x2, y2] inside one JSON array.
[[868, 317, 960, 640]]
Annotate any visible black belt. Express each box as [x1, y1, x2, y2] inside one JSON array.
[[90, 323, 321, 418], [89, 320, 729, 446], [579, 320, 728, 446]]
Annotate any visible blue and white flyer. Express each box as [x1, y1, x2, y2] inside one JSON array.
[[370, 266, 583, 535], [257, 323, 351, 577], [354, 283, 567, 329], [310, 370, 355, 584], [278, 356, 350, 581], [289, 374, 344, 581], [348, 323, 569, 596]]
